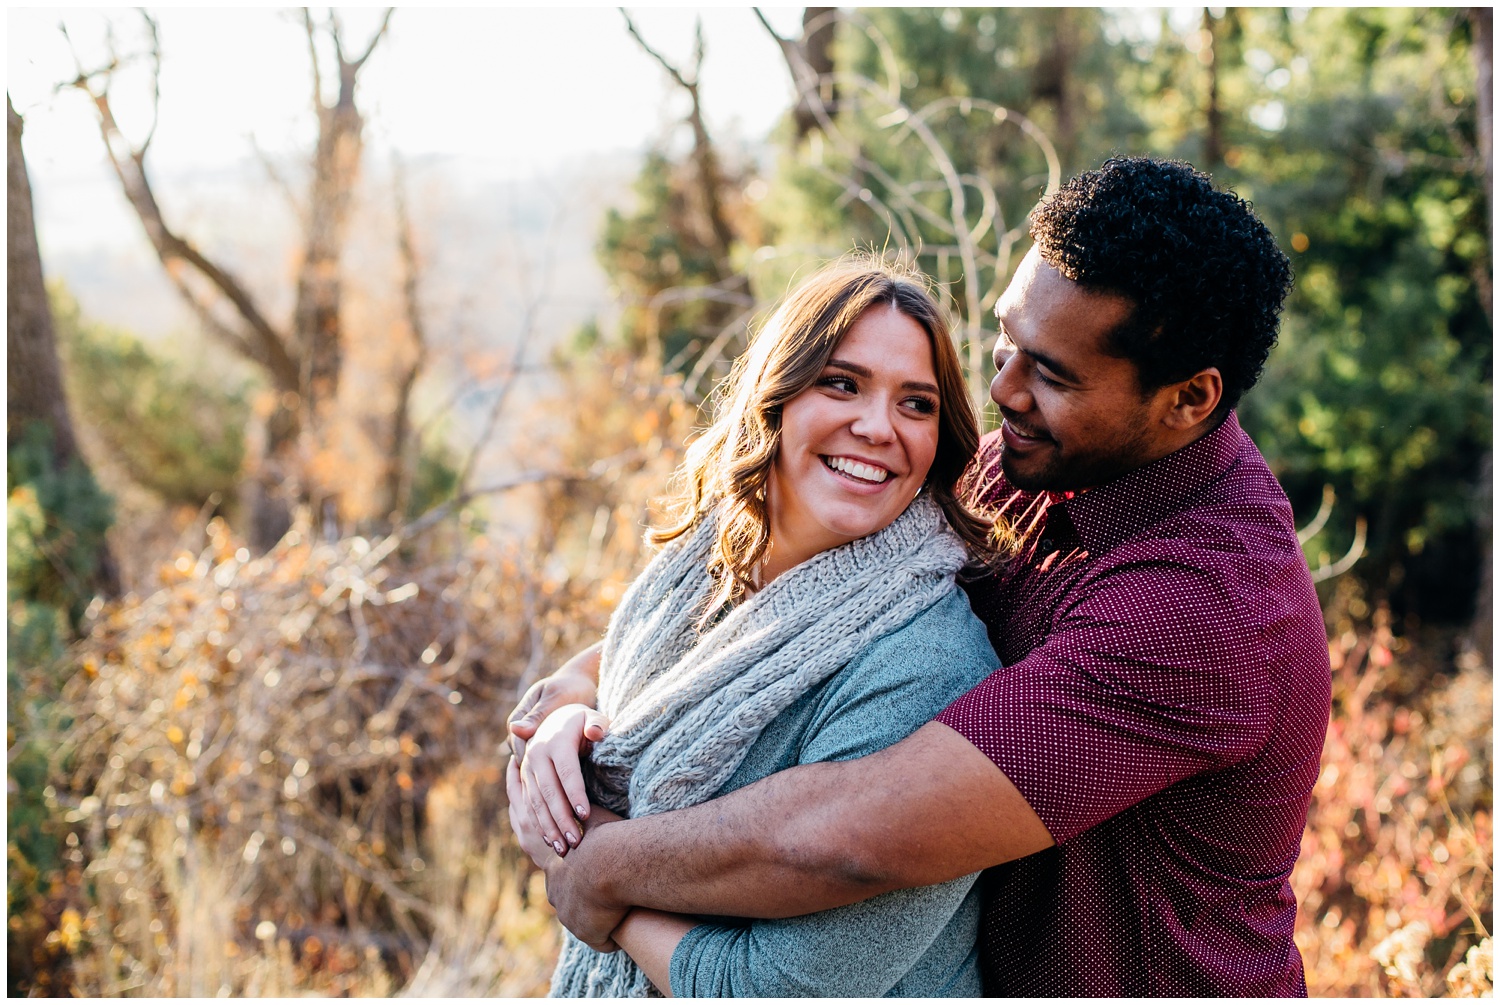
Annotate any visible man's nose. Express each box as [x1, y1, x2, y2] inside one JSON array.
[[990, 349, 1030, 410], [992, 341, 1015, 371]]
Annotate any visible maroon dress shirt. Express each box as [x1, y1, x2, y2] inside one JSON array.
[[939, 412, 1330, 996]]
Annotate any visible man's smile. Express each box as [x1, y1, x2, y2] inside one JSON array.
[[999, 411, 1052, 446]]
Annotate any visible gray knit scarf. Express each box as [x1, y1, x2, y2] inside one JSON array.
[[547, 493, 968, 997]]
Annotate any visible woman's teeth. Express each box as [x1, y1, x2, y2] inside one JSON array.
[[823, 456, 890, 483]]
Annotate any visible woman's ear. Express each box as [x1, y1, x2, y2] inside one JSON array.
[[1162, 367, 1223, 430]]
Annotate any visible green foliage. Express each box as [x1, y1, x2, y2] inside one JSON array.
[[1212, 8, 1490, 613], [7, 423, 106, 925], [51, 286, 249, 507], [406, 440, 461, 523], [596, 150, 744, 372], [8, 423, 115, 626]]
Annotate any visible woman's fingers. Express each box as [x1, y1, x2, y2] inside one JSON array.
[[520, 753, 577, 855], [505, 757, 554, 868], [582, 708, 611, 744], [547, 741, 593, 826], [512, 702, 614, 852]]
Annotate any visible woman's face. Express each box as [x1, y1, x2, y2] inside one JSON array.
[[764, 304, 942, 578]]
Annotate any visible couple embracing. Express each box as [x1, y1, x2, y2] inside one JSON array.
[[505, 157, 1331, 997]]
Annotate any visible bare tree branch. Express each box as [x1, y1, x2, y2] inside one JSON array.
[[249, 135, 306, 223], [62, 26, 302, 391], [452, 199, 562, 494], [302, 7, 323, 111], [380, 449, 651, 557], [620, 8, 694, 90], [138, 10, 162, 154], [620, 5, 749, 353], [387, 154, 430, 524], [352, 8, 396, 70], [1309, 517, 1368, 584]]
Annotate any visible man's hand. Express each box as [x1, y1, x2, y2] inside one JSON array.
[[508, 643, 603, 760], [505, 755, 628, 951], [517, 703, 611, 854]]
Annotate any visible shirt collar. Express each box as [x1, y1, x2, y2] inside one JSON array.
[[1059, 411, 1247, 554]]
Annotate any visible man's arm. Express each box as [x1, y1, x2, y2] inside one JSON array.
[[542, 719, 1054, 949]]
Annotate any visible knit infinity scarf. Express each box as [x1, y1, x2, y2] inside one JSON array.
[[548, 494, 968, 998]]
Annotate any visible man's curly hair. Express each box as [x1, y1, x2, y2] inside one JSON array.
[[1028, 157, 1293, 411]]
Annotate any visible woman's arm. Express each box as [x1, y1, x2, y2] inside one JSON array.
[[610, 910, 696, 997], [665, 868, 980, 996]]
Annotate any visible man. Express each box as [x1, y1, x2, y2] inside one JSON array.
[[507, 157, 1331, 996]]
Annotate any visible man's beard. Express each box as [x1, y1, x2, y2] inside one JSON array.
[[998, 424, 1155, 493]]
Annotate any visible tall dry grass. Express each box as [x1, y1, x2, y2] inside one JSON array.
[[1293, 580, 1492, 996], [17, 355, 688, 996]]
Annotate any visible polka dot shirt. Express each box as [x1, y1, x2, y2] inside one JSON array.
[[938, 412, 1331, 996]]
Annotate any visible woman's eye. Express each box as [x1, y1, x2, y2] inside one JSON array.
[[819, 375, 857, 394], [903, 396, 939, 415]]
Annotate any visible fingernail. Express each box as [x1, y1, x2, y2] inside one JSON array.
[[575, 804, 588, 818], [565, 831, 579, 847], [552, 840, 565, 855]]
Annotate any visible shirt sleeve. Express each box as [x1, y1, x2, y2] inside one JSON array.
[[937, 557, 1273, 844], [668, 880, 978, 997], [668, 601, 993, 997]]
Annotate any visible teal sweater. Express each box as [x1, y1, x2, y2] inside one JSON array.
[[665, 588, 997, 998]]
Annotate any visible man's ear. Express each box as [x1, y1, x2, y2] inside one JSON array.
[[1161, 367, 1223, 430]]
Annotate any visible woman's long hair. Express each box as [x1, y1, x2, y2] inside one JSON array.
[[652, 256, 1009, 611]]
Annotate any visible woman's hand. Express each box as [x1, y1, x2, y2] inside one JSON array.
[[517, 703, 612, 855], [508, 643, 603, 760]]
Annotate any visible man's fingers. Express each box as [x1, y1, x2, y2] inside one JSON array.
[[507, 682, 546, 740]]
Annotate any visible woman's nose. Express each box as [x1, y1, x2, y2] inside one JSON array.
[[850, 399, 897, 442]]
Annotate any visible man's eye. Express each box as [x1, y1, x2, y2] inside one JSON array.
[[1037, 370, 1064, 388]]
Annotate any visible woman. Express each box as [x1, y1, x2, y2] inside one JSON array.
[[508, 258, 1004, 997]]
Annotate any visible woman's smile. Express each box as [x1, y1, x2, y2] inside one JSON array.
[[821, 454, 893, 486]]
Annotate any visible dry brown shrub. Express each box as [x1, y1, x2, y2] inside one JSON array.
[[38, 353, 691, 995], [1294, 580, 1493, 997]]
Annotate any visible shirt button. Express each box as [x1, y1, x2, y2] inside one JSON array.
[[1040, 538, 1055, 552]]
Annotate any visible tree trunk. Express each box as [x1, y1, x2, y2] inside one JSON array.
[[294, 62, 363, 416], [8, 99, 77, 463], [1202, 7, 1224, 169], [793, 8, 839, 140], [8, 94, 121, 596], [1032, 9, 1077, 168], [1464, 7, 1491, 663], [1469, 7, 1492, 321]]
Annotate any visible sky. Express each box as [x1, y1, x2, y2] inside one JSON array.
[[9, 7, 807, 253]]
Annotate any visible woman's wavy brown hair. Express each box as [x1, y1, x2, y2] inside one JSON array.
[[652, 256, 1007, 611]]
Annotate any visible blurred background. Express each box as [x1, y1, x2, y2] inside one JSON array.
[[7, 7, 1491, 996]]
